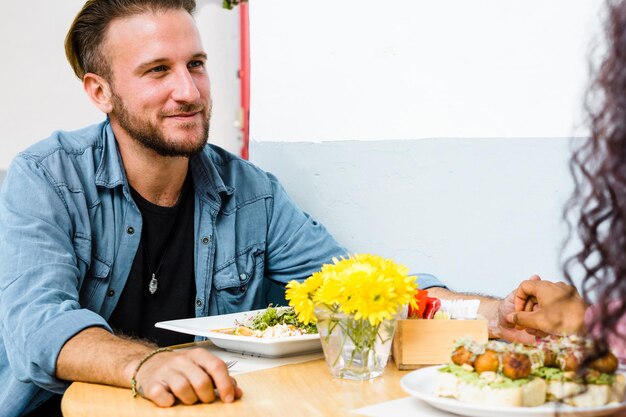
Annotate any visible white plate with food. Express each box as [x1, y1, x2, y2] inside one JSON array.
[[155, 307, 321, 358], [400, 366, 626, 417]]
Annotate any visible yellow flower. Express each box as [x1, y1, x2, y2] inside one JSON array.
[[313, 276, 343, 307], [285, 272, 323, 324], [286, 254, 418, 326]]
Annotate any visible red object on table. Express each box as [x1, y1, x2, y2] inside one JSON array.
[[422, 297, 441, 319], [408, 289, 429, 318], [407, 290, 441, 319]]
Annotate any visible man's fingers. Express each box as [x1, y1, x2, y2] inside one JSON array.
[[136, 349, 240, 407], [197, 357, 236, 403], [141, 381, 176, 407], [182, 364, 217, 404], [232, 377, 243, 399], [165, 371, 199, 405], [187, 348, 239, 403]]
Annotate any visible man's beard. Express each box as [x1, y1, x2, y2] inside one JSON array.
[[110, 92, 210, 158]]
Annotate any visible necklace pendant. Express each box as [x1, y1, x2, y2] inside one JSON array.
[[148, 273, 158, 295]]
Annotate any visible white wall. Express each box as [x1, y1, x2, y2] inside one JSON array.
[[0, 0, 242, 170], [247, 1, 606, 295], [250, 138, 577, 298], [249, 0, 604, 142], [0, 0, 101, 170]]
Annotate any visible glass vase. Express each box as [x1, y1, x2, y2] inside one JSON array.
[[314, 306, 398, 380]]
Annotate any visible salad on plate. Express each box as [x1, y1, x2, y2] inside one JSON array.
[[213, 306, 317, 339]]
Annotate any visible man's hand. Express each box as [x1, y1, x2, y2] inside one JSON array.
[[57, 327, 243, 408], [493, 286, 539, 345], [506, 278, 587, 336], [132, 348, 242, 407], [427, 286, 536, 345]]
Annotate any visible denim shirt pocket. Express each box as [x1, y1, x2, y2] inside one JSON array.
[[78, 255, 112, 312], [213, 245, 265, 314], [73, 233, 113, 307]]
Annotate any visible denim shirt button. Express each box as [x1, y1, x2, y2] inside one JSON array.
[[107, 289, 115, 297], [126, 226, 135, 235], [201, 236, 211, 245], [195, 298, 203, 308], [239, 273, 247, 281]]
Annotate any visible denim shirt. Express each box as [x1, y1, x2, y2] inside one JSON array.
[[0, 120, 443, 416]]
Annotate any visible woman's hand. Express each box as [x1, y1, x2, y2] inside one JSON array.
[[506, 279, 588, 336]]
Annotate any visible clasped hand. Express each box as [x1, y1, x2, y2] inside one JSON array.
[[133, 348, 243, 407], [497, 275, 587, 343]]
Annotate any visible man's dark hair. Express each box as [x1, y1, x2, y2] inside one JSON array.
[[65, 0, 197, 80]]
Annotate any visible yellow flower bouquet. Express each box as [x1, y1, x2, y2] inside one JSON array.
[[286, 254, 418, 380]]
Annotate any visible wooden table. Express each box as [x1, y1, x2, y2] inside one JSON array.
[[61, 358, 412, 417]]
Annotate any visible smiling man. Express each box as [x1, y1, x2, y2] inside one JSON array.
[[0, 1, 363, 416], [0, 1, 524, 415]]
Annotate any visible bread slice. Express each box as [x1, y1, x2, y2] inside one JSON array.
[[435, 370, 459, 398], [436, 362, 625, 408], [610, 374, 626, 403], [520, 378, 549, 407], [546, 373, 625, 407], [456, 377, 546, 407], [436, 366, 547, 407]]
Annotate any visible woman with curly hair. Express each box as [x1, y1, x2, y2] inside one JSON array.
[[509, 0, 626, 362]]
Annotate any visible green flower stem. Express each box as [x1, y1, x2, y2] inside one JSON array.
[[332, 321, 348, 368], [328, 315, 382, 371]]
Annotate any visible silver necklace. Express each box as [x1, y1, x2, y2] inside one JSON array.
[[143, 239, 171, 295], [137, 179, 188, 295]]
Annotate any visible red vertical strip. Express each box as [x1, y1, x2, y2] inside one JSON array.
[[239, 2, 251, 160]]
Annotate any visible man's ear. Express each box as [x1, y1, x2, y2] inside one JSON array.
[[83, 73, 114, 113]]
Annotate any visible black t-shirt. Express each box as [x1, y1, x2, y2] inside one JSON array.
[[108, 175, 196, 346]]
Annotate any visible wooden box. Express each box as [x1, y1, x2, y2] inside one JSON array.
[[392, 319, 488, 369]]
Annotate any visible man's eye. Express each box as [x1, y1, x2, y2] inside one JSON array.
[[188, 60, 205, 69], [150, 65, 168, 73]]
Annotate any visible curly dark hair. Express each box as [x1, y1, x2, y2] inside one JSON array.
[[65, 0, 196, 80], [564, 0, 626, 360]]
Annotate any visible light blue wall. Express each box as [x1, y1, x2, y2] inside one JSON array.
[[250, 138, 580, 298], [0, 139, 579, 298]]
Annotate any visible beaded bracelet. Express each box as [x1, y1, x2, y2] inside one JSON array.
[[131, 347, 173, 398]]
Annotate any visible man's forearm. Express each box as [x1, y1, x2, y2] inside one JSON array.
[[425, 287, 501, 337], [56, 327, 154, 387], [57, 326, 242, 406]]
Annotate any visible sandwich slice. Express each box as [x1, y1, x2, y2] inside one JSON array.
[[436, 339, 547, 407], [533, 336, 625, 407], [436, 336, 625, 408], [437, 363, 547, 407]]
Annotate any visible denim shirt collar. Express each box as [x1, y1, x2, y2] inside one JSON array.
[[189, 152, 234, 207], [93, 119, 234, 206], [94, 120, 128, 190]]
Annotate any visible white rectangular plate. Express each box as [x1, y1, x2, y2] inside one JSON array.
[[400, 366, 626, 417], [155, 309, 321, 358]]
